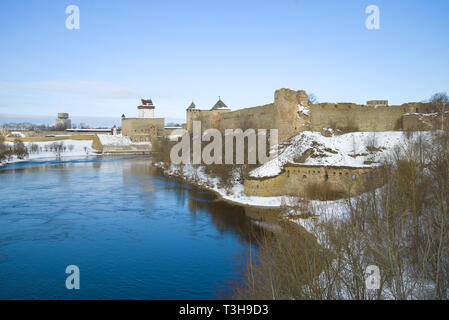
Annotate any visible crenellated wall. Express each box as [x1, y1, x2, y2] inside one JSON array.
[[187, 88, 309, 143], [244, 164, 384, 199], [402, 111, 449, 131], [186, 88, 436, 145], [186, 109, 230, 132], [308, 103, 404, 132]]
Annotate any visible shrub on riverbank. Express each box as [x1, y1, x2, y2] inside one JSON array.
[[235, 132, 449, 300], [152, 136, 258, 190], [13, 139, 28, 159], [0, 137, 29, 162], [0, 135, 6, 162]]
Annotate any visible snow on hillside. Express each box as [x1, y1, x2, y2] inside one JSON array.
[[97, 134, 151, 146], [158, 161, 359, 211], [250, 131, 437, 178]]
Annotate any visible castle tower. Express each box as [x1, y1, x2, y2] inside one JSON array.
[[186, 101, 199, 132], [56, 113, 71, 130], [186, 101, 198, 110], [138, 99, 155, 118], [210, 97, 230, 110]]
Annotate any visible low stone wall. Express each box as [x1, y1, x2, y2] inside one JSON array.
[[244, 164, 383, 199], [218, 103, 275, 132], [100, 144, 152, 154], [402, 112, 449, 131]]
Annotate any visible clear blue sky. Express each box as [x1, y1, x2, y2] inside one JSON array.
[[0, 0, 448, 123]]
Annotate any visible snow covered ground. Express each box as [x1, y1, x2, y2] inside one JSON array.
[[1, 139, 97, 165], [97, 134, 151, 146], [157, 130, 441, 219], [250, 131, 437, 178]]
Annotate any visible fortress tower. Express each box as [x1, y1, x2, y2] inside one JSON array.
[[185, 90, 308, 142], [121, 99, 164, 142], [186, 98, 231, 132], [138, 99, 155, 118], [55, 113, 71, 130]]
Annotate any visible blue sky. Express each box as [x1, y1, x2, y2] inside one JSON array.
[[0, 0, 448, 124]]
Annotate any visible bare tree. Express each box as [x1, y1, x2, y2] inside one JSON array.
[[13, 139, 28, 159], [0, 135, 7, 162], [430, 92, 448, 131], [308, 93, 319, 104]]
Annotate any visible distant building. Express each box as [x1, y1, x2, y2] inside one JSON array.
[[121, 99, 164, 143], [366, 100, 388, 107], [138, 99, 155, 118], [56, 113, 71, 130]]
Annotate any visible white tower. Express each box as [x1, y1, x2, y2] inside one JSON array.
[[138, 99, 155, 118]]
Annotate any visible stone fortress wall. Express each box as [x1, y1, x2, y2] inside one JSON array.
[[118, 89, 440, 199], [244, 165, 384, 199], [308, 102, 435, 133], [402, 111, 449, 131], [121, 99, 165, 143], [183, 88, 440, 199], [121, 118, 165, 142], [186, 88, 435, 144], [186, 109, 230, 133], [187, 89, 310, 143]]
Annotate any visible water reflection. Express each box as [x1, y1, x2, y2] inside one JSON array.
[[120, 158, 267, 243]]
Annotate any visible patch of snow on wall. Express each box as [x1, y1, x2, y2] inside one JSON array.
[[298, 104, 310, 116]]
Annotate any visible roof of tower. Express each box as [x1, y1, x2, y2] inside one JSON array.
[[187, 101, 198, 110], [141, 99, 153, 106], [211, 98, 229, 110], [138, 98, 155, 109]]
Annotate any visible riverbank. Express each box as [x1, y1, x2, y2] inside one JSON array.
[[0, 139, 99, 166], [154, 161, 294, 208], [153, 161, 352, 225]]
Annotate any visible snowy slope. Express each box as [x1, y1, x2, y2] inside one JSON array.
[[250, 131, 437, 178]]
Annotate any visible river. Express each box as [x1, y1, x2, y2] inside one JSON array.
[[0, 156, 268, 299]]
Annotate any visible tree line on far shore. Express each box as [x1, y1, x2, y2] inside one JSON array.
[[0, 137, 77, 164]]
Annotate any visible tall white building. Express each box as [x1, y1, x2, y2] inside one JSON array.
[[138, 99, 155, 118]]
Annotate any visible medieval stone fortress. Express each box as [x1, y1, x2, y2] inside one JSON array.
[[178, 88, 446, 199], [185, 88, 441, 142], [114, 87, 445, 148], [89, 87, 448, 200], [121, 98, 164, 143], [3, 88, 446, 200]]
